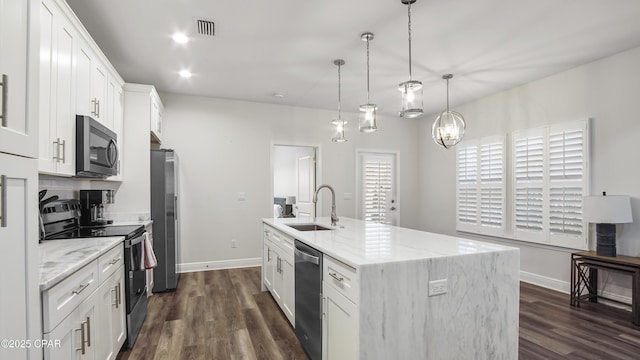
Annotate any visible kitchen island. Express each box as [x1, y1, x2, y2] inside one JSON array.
[[262, 217, 519, 360]]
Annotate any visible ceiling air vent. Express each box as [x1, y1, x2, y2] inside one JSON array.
[[194, 18, 215, 37]]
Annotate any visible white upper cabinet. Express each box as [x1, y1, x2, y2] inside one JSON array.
[[150, 90, 163, 144], [0, 0, 38, 158], [125, 84, 164, 144], [38, 0, 76, 175], [37, 0, 124, 177]]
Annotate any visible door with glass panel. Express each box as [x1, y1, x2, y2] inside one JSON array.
[[359, 152, 398, 225]]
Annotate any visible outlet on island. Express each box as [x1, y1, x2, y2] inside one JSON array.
[[428, 279, 448, 296]]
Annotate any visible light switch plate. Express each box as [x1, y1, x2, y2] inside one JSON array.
[[428, 279, 448, 296], [237, 192, 246, 201], [344, 192, 353, 200]]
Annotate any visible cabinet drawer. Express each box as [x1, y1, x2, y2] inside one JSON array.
[[265, 225, 294, 256], [42, 261, 99, 332], [324, 256, 358, 303], [98, 243, 124, 284]]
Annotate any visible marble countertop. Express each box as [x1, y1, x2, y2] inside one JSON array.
[[263, 217, 518, 268], [39, 237, 124, 291]]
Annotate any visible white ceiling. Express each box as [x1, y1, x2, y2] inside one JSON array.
[[66, 0, 640, 117]]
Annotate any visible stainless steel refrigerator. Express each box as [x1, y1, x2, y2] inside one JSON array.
[[151, 149, 180, 292]]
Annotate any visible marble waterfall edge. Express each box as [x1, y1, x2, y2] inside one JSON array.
[[358, 249, 520, 359]]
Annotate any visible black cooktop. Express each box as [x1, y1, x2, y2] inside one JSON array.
[[46, 225, 144, 240]]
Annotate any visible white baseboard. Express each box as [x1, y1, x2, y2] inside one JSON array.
[[520, 271, 570, 294], [178, 258, 261, 273], [519, 271, 632, 306]]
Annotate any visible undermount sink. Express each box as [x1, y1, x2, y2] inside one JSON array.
[[287, 223, 332, 231]]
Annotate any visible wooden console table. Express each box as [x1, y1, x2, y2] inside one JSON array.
[[570, 251, 640, 325]]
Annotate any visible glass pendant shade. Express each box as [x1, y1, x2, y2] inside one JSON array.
[[359, 104, 377, 132], [359, 32, 378, 133], [332, 120, 347, 142], [398, 80, 423, 118], [432, 73, 465, 149], [432, 110, 465, 148], [331, 59, 347, 142]]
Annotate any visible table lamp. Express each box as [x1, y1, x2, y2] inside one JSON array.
[[583, 192, 633, 256]]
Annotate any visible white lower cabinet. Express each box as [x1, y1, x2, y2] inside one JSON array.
[[322, 282, 357, 360], [322, 255, 358, 360], [262, 224, 295, 326], [43, 245, 126, 360], [96, 267, 126, 360]]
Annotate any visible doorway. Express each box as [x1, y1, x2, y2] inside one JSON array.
[[272, 145, 319, 220], [356, 150, 399, 225]]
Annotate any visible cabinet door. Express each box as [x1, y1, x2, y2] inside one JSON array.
[[263, 242, 274, 291], [322, 282, 357, 360], [52, 8, 76, 175], [91, 60, 107, 124], [150, 94, 161, 143], [0, 154, 38, 359], [76, 45, 92, 117], [44, 307, 81, 360], [0, 0, 37, 158], [272, 253, 283, 305], [38, 0, 57, 173], [96, 268, 126, 360], [110, 80, 123, 181], [282, 256, 295, 325]]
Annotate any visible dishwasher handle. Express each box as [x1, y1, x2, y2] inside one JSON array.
[[295, 248, 320, 265]]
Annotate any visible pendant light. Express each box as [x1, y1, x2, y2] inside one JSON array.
[[432, 74, 466, 149], [398, 0, 423, 119], [359, 32, 377, 133], [332, 59, 347, 143]]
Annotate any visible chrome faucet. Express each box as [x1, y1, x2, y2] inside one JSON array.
[[313, 184, 338, 226]]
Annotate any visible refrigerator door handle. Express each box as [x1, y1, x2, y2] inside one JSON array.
[[174, 196, 178, 221]]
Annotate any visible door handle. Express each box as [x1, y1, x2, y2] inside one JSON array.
[[72, 282, 91, 295], [294, 249, 320, 265], [59, 139, 66, 163], [329, 272, 344, 282], [1, 74, 7, 127], [78, 323, 86, 354], [85, 316, 91, 347], [91, 99, 96, 116], [96, 100, 100, 118], [0, 175, 6, 228], [52, 138, 60, 161]]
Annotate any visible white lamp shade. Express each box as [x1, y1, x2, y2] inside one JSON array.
[[583, 195, 633, 223], [286, 196, 296, 205]]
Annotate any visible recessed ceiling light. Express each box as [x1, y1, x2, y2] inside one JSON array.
[[172, 32, 189, 44], [272, 93, 285, 98], [179, 70, 192, 78]]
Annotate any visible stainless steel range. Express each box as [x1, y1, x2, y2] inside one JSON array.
[[41, 198, 148, 349]]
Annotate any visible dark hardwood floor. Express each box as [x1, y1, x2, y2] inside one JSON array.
[[117, 268, 640, 360]]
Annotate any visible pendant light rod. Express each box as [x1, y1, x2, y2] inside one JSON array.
[[334, 59, 345, 120], [402, 0, 416, 80], [443, 73, 453, 111], [361, 32, 374, 103]]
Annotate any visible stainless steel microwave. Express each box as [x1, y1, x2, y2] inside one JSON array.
[[76, 115, 118, 178]]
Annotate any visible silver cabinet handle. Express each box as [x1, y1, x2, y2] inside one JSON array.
[[118, 282, 122, 305], [85, 316, 91, 347], [97, 100, 100, 118], [111, 287, 118, 307], [72, 282, 91, 295], [1, 74, 7, 127], [91, 99, 96, 116], [109, 257, 121, 265], [267, 248, 271, 261], [79, 322, 86, 354], [59, 139, 66, 163], [52, 138, 60, 161], [0, 175, 6, 228], [329, 272, 344, 282]]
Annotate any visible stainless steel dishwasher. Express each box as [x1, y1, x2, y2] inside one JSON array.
[[294, 240, 323, 360]]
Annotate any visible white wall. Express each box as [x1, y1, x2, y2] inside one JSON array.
[[160, 93, 420, 269], [418, 46, 640, 298], [273, 145, 305, 198]]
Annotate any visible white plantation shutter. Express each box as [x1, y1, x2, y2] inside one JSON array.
[[457, 145, 478, 226], [456, 136, 505, 235], [479, 141, 505, 230], [363, 156, 393, 224], [513, 132, 545, 240], [547, 124, 588, 248], [512, 121, 588, 249]]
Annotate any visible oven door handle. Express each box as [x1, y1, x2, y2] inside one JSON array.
[[106, 139, 119, 168], [125, 234, 144, 247]]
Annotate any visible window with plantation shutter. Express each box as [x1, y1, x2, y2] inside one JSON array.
[[456, 136, 506, 236], [360, 153, 396, 225], [511, 120, 588, 249]]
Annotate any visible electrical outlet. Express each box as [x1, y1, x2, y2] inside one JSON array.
[[231, 239, 237, 248], [237, 192, 246, 201], [428, 279, 448, 296]]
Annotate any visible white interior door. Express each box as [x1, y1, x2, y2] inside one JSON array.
[[296, 149, 316, 219], [359, 152, 398, 225]]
